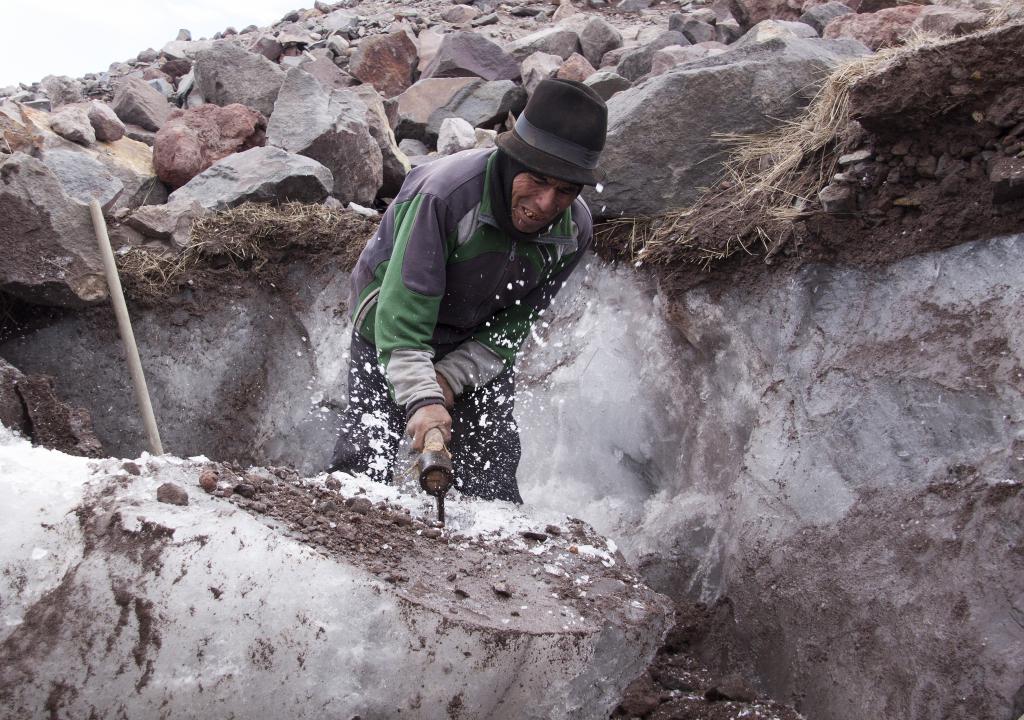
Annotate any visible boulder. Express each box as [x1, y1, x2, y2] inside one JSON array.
[[126, 200, 208, 247], [160, 39, 216, 62], [348, 31, 418, 98], [443, 4, 480, 23], [650, 43, 729, 76], [522, 52, 563, 94], [350, 85, 411, 198], [40, 148, 124, 211], [301, 56, 356, 92], [265, 67, 380, 205], [424, 80, 527, 144], [677, 19, 718, 45], [393, 77, 479, 141], [168, 146, 333, 210], [504, 27, 581, 62], [112, 77, 172, 132], [590, 36, 871, 218], [799, 2, 855, 34], [253, 36, 283, 62], [437, 117, 477, 155], [415, 27, 445, 72], [39, 75, 82, 108], [728, 0, 802, 25], [0, 152, 106, 307], [153, 104, 268, 190], [583, 70, 632, 101], [319, 10, 360, 38], [421, 31, 521, 82], [616, 31, 689, 82], [50, 104, 96, 146], [577, 16, 623, 68], [914, 5, 988, 36], [87, 101, 125, 142], [557, 53, 597, 83], [193, 43, 286, 117], [823, 6, 927, 50], [735, 19, 820, 47]]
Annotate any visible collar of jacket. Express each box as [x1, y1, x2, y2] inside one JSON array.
[[477, 151, 580, 249]]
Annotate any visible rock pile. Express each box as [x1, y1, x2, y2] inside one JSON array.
[[3, 0, 1003, 308]]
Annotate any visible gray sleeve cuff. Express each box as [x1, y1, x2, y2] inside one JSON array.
[[434, 340, 506, 396], [386, 348, 445, 408]]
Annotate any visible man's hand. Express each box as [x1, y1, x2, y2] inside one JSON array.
[[435, 371, 455, 409], [407, 403, 452, 453]]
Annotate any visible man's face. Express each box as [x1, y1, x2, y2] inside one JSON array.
[[509, 171, 582, 234]]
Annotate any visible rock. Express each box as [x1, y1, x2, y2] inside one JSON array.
[[320, 10, 360, 38], [302, 56, 356, 93], [556, 53, 597, 83], [234, 483, 256, 499], [716, 17, 744, 44], [0, 360, 28, 436], [914, 6, 988, 37], [823, 6, 926, 50], [112, 77, 172, 132], [253, 36, 283, 62], [651, 43, 728, 76], [443, 4, 479, 23], [1, 369, 102, 455], [176, 29, 191, 41], [157, 482, 189, 506], [424, 80, 527, 144], [87, 101, 126, 142], [160, 39, 216, 62], [421, 31, 521, 82], [347, 495, 373, 514], [40, 148, 123, 211], [474, 127, 497, 149], [705, 674, 757, 703], [989, 156, 1024, 203], [153, 104, 268, 190], [168, 146, 333, 210], [729, 0, 802, 25], [50, 104, 96, 146], [350, 85, 411, 198], [415, 27, 445, 73], [147, 78, 175, 98], [505, 27, 581, 62], [677, 19, 718, 45], [393, 77, 478, 141], [735, 19, 820, 48], [799, 2, 854, 35], [592, 36, 871, 218], [575, 16, 623, 68], [125, 200, 207, 247], [522, 52, 563, 94], [470, 12, 499, 27], [583, 70, 632, 101], [193, 43, 286, 117], [266, 68, 380, 204], [0, 152, 106, 307], [349, 31, 418, 98], [398, 138, 429, 157], [39, 75, 82, 108], [818, 182, 855, 213], [437, 117, 477, 155], [617, 31, 689, 83]]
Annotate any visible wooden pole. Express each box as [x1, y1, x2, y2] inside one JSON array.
[[89, 199, 164, 456]]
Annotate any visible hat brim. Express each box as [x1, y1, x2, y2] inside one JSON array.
[[495, 129, 602, 187]]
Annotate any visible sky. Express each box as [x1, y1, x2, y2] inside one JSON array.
[[0, 0, 306, 88]]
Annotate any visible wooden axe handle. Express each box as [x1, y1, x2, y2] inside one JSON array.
[[424, 427, 447, 453]]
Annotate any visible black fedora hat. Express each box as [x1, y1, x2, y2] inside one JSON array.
[[495, 78, 607, 186]]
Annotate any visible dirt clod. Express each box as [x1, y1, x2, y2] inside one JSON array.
[[156, 482, 188, 506]]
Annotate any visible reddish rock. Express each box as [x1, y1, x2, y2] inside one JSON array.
[[160, 58, 192, 81], [153, 104, 267, 189], [199, 469, 219, 493], [556, 53, 597, 83], [349, 31, 418, 98], [824, 6, 926, 49], [142, 67, 173, 84]]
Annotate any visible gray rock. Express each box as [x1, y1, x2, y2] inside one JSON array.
[[50, 104, 96, 146], [591, 36, 871, 218], [0, 152, 106, 307], [716, 18, 743, 44], [112, 77, 172, 132], [265, 67, 380, 205], [350, 85, 411, 198], [160, 39, 216, 61], [0, 359, 28, 436], [669, 9, 718, 29], [319, 10, 360, 38], [421, 31, 521, 82], [193, 43, 286, 117], [137, 48, 160, 63], [522, 51, 563, 94], [40, 75, 82, 108], [327, 35, 350, 56], [148, 78, 175, 98], [650, 43, 728, 76], [398, 138, 429, 157], [677, 19, 717, 45], [799, 2, 854, 35], [735, 19, 820, 48], [425, 80, 526, 144], [616, 31, 689, 82], [471, 12, 499, 27], [176, 29, 191, 41], [253, 36, 283, 62], [41, 148, 124, 210], [443, 4, 479, 23], [393, 77, 479, 141], [126, 200, 207, 247], [437, 117, 477, 155], [168, 146, 333, 210], [87, 101, 126, 142], [577, 16, 623, 68], [989, 156, 1024, 203], [818, 182, 855, 213], [504, 27, 581, 62], [583, 70, 632, 101]]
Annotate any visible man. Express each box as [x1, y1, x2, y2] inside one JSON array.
[[329, 79, 607, 503]]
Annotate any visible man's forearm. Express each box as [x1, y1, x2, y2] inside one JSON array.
[[434, 340, 506, 397]]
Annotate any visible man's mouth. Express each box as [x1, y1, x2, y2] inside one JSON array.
[[517, 205, 544, 226]]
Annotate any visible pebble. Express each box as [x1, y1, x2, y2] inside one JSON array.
[[422, 528, 443, 539], [157, 482, 189, 506], [234, 483, 256, 499], [492, 582, 512, 597], [122, 461, 141, 476]]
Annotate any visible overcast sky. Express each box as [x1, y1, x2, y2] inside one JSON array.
[[0, 0, 304, 88]]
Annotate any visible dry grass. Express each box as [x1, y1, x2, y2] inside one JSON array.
[[117, 202, 373, 299], [627, 33, 965, 274]]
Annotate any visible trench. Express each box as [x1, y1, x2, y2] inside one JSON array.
[[2, 226, 1024, 719]]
